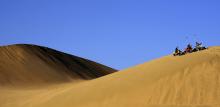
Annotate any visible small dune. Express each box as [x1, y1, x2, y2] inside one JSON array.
[[0, 44, 116, 87]]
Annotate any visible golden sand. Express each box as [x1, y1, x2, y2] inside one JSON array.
[[0, 45, 219, 107]]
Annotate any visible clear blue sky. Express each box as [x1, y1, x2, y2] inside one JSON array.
[[0, 0, 220, 70]]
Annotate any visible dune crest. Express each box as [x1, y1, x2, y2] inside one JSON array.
[[0, 44, 116, 86]]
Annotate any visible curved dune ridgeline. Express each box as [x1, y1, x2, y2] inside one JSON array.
[[0, 45, 220, 107], [0, 44, 116, 86]]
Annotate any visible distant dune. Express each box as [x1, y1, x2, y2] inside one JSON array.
[[0, 45, 220, 107], [0, 44, 116, 86]]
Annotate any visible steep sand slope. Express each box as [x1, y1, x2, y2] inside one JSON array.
[[1, 46, 220, 107], [0, 44, 116, 87]]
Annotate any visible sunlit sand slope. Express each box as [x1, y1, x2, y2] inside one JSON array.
[[1, 46, 220, 107], [0, 44, 116, 86]]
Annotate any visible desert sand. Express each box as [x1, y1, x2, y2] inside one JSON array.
[[0, 44, 220, 107], [0, 44, 116, 87]]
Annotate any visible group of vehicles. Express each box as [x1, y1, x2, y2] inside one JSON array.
[[173, 42, 207, 56]]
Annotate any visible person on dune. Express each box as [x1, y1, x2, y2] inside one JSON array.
[[185, 44, 193, 53], [195, 42, 207, 51], [173, 47, 183, 56]]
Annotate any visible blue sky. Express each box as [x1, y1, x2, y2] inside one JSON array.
[[0, 0, 220, 70]]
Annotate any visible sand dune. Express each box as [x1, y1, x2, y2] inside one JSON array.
[[0, 45, 220, 107], [0, 44, 116, 87]]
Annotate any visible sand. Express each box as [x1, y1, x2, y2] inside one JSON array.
[[0, 44, 116, 87], [0, 45, 220, 107]]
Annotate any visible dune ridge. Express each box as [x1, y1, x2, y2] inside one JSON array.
[[0, 44, 116, 86]]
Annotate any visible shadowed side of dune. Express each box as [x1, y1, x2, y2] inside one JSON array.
[[0, 44, 116, 86]]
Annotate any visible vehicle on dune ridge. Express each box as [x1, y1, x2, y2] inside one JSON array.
[[173, 42, 207, 56]]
